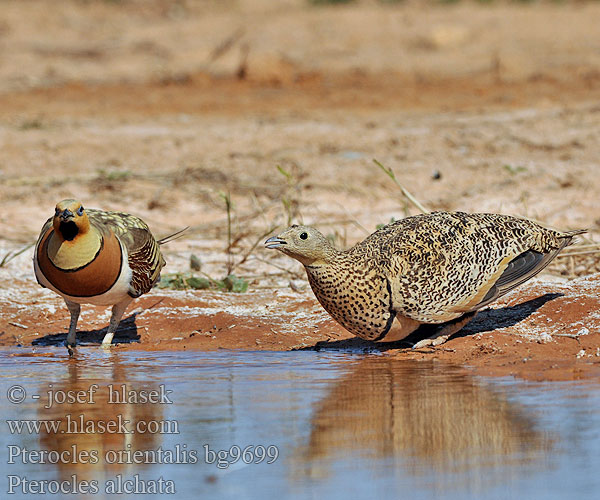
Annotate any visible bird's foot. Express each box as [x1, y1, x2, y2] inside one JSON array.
[[412, 334, 450, 350], [101, 332, 115, 347], [65, 341, 76, 357]]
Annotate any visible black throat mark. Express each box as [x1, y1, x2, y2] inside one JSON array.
[[59, 221, 79, 241]]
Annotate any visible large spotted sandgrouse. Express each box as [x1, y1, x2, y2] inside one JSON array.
[[266, 212, 585, 348], [34, 199, 168, 353]]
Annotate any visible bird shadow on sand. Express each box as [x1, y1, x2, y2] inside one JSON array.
[[31, 313, 141, 347], [299, 293, 563, 353], [448, 292, 563, 338]]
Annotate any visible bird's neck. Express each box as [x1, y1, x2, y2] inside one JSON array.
[[299, 247, 343, 268], [47, 227, 102, 270], [304, 251, 365, 281]]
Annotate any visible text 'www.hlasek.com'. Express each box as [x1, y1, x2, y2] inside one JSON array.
[[5, 383, 279, 495]]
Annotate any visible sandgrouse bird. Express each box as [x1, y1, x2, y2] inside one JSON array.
[[34, 199, 169, 353], [266, 212, 585, 348]]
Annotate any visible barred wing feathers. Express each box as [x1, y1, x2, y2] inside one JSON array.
[[88, 210, 166, 297]]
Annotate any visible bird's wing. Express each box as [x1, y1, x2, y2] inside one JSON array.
[[35, 217, 53, 246], [123, 227, 166, 297], [88, 210, 165, 297], [377, 212, 578, 323], [456, 237, 572, 313]]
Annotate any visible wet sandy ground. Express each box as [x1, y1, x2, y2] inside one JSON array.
[[1, 0, 600, 381], [4, 271, 600, 382]]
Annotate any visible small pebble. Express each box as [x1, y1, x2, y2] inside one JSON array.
[[190, 254, 202, 271]]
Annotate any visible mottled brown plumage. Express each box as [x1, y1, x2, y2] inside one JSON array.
[[34, 199, 166, 352], [266, 212, 585, 347]]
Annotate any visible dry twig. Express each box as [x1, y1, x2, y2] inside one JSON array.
[[373, 159, 429, 214]]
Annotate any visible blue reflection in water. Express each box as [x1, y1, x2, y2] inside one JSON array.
[[0, 348, 599, 500]]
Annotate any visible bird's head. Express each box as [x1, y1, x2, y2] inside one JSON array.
[[52, 199, 90, 241], [265, 225, 336, 266]]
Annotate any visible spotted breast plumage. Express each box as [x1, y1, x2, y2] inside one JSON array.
[[265, 212, 585, 348], [34, 199, 167, 353]]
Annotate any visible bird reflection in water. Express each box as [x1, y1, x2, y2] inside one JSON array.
[[36, 352, 166, 484], [295, 357, 554, 491]]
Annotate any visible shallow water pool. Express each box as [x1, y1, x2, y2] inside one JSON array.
[[1, 348, 599, 499]]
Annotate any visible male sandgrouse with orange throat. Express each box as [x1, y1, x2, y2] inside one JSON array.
[[34, 199, 167, 353], [266, 212, 585, 348]]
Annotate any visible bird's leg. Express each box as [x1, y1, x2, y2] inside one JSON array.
[[101, 297, 133, 346], [65, 300, 80, 356], [412, 311, 477, 349]]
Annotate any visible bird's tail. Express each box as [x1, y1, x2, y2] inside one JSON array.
[[157, 226, 189, 245], [561, 228, 587, 246]]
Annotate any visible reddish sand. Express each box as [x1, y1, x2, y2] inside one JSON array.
[[3, 273, 600, 382]]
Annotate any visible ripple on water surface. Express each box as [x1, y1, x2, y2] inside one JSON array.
[[1, 347, 599, 500]]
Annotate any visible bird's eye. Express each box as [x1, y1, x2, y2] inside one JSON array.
[[54, 208, 60, 216], [77, 206, 84, 216], [300, 232, 308, 240]]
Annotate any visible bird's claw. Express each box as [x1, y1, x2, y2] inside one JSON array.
[[65, 342, 76, 357], [412, 334, 450, 350]]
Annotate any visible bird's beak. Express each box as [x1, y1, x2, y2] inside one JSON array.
[[265, 236, 287, 249], [59, 209, 74, 222]]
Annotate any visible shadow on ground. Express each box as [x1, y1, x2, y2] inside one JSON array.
[[31, 313, 140, 347], [455, 293, 562, 336], [300, 293, 562, 352]]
